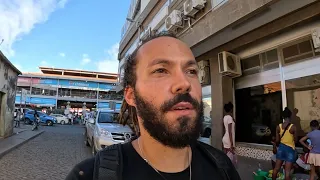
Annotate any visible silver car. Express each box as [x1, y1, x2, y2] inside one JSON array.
[[85, 109, 134, 155]]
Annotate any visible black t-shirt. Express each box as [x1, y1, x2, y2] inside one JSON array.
[[66, 142, 225, 180]]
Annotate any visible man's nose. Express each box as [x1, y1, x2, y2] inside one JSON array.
[[171, 71, 191, 94]]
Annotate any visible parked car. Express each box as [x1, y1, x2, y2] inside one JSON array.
[[50, 114, 68, 125], [24, 111, 57, 126], [85, 109, 134, 155]]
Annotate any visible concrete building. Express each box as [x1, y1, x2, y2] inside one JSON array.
[[0, 51, 21, 138], [118, 0, 320, 160], [16, 67, 123, 113]]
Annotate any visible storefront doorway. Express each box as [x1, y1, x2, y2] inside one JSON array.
[[235, 82, 282, 145]]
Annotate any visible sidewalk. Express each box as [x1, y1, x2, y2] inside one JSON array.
[[237, 156, 272, 180], [0, 124, 44, 159]]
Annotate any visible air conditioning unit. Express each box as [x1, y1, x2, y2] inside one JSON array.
[[312, 27, 320, 50], [198, 60, 210, 85], [140, 27, 151, 41], [184, 0, 207, 17], [218, 51, 242, 78], [165, 10, 183, 31]]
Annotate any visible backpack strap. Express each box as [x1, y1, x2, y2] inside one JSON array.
[[197, 141, 241, 180], [93, 144, 123, 180]]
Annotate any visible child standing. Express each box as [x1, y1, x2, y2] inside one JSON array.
[[299, 120, 320, 180]]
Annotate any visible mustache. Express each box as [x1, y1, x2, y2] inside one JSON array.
[[160, 93, 200, 112]]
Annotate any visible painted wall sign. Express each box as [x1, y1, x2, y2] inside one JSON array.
[[15, 95, 56, 105], [17, 77, 117, 90], [98, 102, 110, 109]]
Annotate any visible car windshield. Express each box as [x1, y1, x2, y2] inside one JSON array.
[[98, 112, 119, 123]]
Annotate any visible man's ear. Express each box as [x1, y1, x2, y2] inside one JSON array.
[[124, 86, 136, 107]]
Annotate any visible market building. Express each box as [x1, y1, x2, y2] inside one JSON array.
[[0, 51, 21, 138], [16, 67, 123, 113], [118, 0, 320, 160]]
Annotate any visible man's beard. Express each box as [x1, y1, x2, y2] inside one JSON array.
[[134, 91, 203, 148]]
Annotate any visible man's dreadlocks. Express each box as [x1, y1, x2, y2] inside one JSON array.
[[118, 31, 177, 135]]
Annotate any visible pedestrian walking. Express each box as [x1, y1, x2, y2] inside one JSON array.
[[272, 107, 297, 180], [66, 32, 240, 180], [222, 102, 237, 167], [299, 120, 320, 180]]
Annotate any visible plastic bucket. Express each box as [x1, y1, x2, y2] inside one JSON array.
[[254, 171, 268, 180]]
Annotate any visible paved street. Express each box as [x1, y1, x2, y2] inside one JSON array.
[[0, 124, 270, 180], [0, 125, 91, 180]]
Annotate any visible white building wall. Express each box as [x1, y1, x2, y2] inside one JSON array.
[[0, 57, 19, 138]]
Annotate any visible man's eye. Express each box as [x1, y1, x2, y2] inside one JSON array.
[[153, 68, 167, 74], [187, 69, 198, 74]]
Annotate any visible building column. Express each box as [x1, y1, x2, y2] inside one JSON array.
[[56, 79, 59, 109], [210, 57, 234, 150]]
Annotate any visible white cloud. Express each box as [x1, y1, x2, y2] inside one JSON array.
[[40, 60, 48, 66], [96, 43, 119, 73], [81, 54, 91, 65], [13, 62, 37, 73], [59, 52, 65, 57], [0, 0, 68, 57]]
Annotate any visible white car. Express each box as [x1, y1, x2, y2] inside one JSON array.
[[85, 109, 134, 155], [50, 114, 68, 125]]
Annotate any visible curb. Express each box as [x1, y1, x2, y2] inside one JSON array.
[[0, 130, 45, 159]]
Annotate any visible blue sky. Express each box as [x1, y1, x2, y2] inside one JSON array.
[[0, 0, 130, 73]]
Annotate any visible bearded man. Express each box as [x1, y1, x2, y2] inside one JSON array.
[[66, 32, 240, 180]]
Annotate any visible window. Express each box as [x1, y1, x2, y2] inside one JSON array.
[[58, 88, 71, 97], [27, 111, 34, 115], [241, 49, 279, 75], [31, 87, 56, 96], [261, 49, 279, 70], [98, 112, 119, 123], [16, 87, 30, 94], [99, 91, 123, 100], [282, 39, 314, 64], [242, 55, 260, 70], [262, 49, 278, 64]]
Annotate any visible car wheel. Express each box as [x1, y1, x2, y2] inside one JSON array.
[[85, 137, 90, 147], [84, 130, 90, 147], [24, 118, 30, 125], [60, 120, 65, 125], [47, 120, 53, 126], [91, 139, 96, 155]]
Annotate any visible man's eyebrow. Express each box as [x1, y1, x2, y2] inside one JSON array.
[[147, 59, 197, 68], [147, 59, 171, 67], [185, 60, 197, 67]]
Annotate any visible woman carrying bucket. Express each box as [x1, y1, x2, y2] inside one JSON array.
[[272, 107, 297, 180]]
